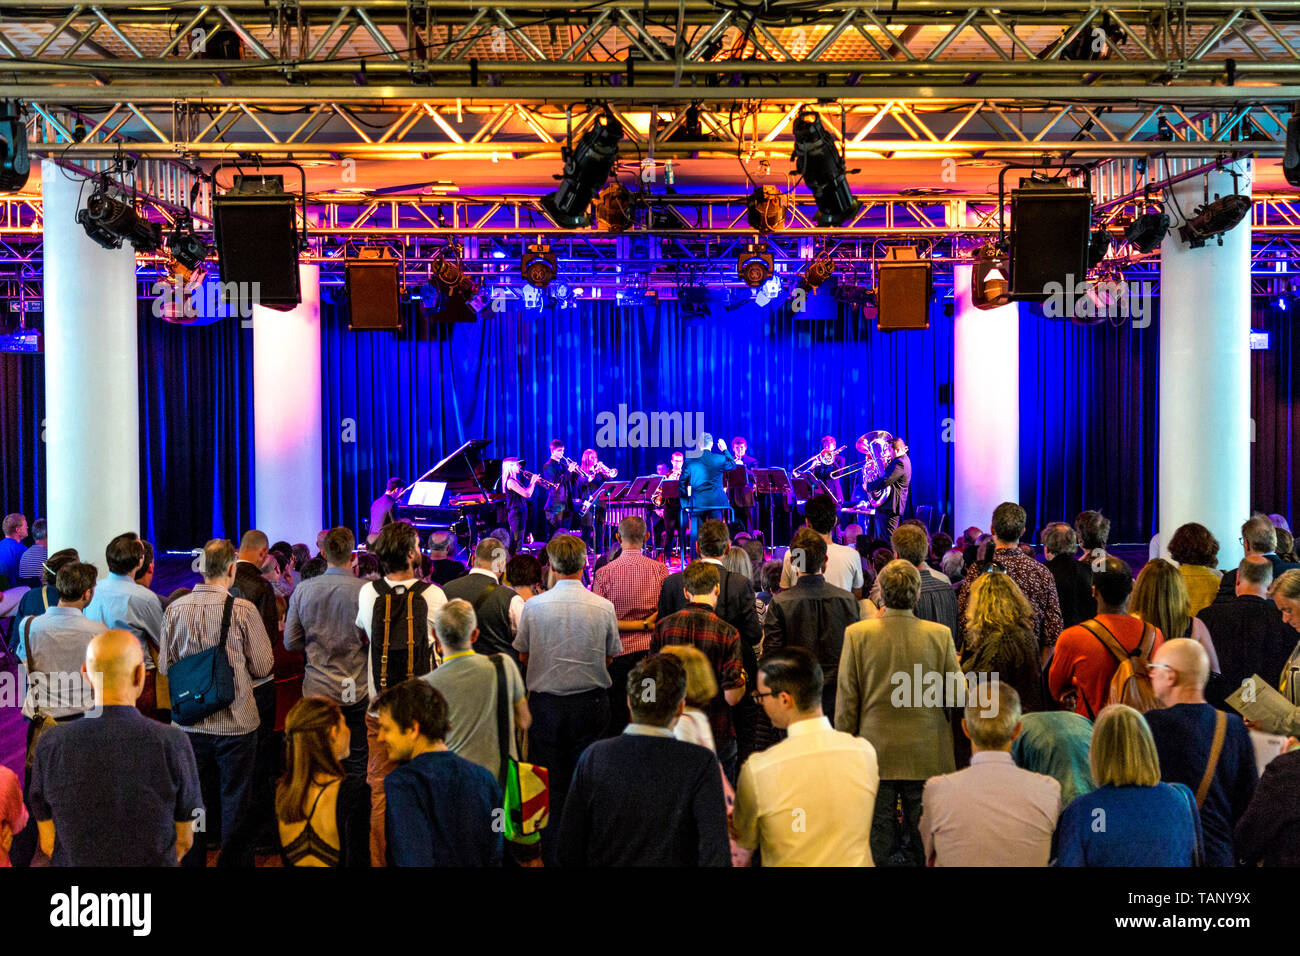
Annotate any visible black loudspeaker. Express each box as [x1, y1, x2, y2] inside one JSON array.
[[1285, 112, 1300, 188], [346, 259, 401, 331], [212, 176, 301, 309], [1009, 182, 1092, 300], [876, 248, 932, 330]]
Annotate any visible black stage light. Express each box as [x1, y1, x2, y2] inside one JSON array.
[[738, 241, 774, 288], [679, 286, 711, 317], [594, 182, 634, 232], [1177, 193, 1251, 248], [971, 243, 1010, 311], [212, 173, 304, 309], [0, 100, 30, 192], [1123, 210, 1170, 253], [746, 185, 786, 233], [798, 252, 835, 291], [166, 212, 210, 282], [877, 247, 932, 331], [542, 106, 623, 229], [521, 242, 558, 288], [791, 111, 860, 226], [76, 184, 163, 252], [1087, 227, 1111, 270]]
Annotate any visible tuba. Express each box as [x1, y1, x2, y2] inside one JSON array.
[[832, 431, 895, 506]]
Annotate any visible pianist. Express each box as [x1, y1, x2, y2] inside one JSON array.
[[367, 477, 405, 547]]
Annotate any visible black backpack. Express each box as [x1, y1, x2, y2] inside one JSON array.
[[370, 579, 434, 692]]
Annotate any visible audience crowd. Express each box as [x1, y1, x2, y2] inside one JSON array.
[[3, 499, 1300, 868]]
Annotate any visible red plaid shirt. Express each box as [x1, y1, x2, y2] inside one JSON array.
[[593, 549, 669, 655], [651, 603, 745, 744]]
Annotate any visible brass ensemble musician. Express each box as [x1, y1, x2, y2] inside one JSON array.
[[865, 436, 912, 538], [541, 439, 580, 536], [653, 451, 687, 561], [727, 436, 759, 535], [502, 457, 543, 547], [810, 436, 846, 504]]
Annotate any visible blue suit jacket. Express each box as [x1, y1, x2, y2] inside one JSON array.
[[679, 450, 735, 511]]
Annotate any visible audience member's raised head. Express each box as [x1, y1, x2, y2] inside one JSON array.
[[891, 523, 930, 568], [879, 558, 921, 611], [42, 547, 79, 587], [1092, 556, 1134, 610], [871, 547, 894, 576], [941, 549, 965, 583], [271, 540, 293, 560], [1130, 558, 1191, 646], [963, 680, 1022, 752], [238, 529, 270, 561], [991, 502, 1027, 546], [760, 559, 783, 595], [300, 556, 328, 580], [1241, 514, 1278, 556], [546, 534, 587, 577], [505, 554, 543, 592], [1237, 553, 1273, 596], [617, 516, 648, 548], [375, 679, 449, 761], [803, 494, 838, 536], [627, 653, 687, 728], [1149, 638, 1210, 706], [1168, 522, 1220, 568], [30, 518, 47, 542], [355, 552, 380, 580], [1090, 704, 1160, 788], [789, 527, 827, 577], [965, 571, 1033, 647], [372, 521, 420, 577], [277, 697, 347, 824], [56, 561, 97, 605], [473, 537, 508, 576], [201, 538, 238, 584], [291, 543, 312, 572], [683, 560, 721, 603], [2, 513, 26, 539], [1041, 522, 1078, 560], [962, 526, 983, 548], [1075, 510, 1111, 552], [659, 644, 718, 711], [434, 598, 477, 654], [321, 527, 355, 567], [84, 629, 145, 706], [427, 531, 455, 557], [931, 532, 953, 561], [696, 519, 730, 559], [105, 532, 145, 576], [722, 546, 751, 579], [756, 647, 824, 728]]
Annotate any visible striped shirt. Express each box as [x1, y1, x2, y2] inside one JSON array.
[[158, 584, 275, 736], [592, 549, 670, 655]]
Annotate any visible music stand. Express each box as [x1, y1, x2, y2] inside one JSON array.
[[586, 480, 628, 553], [756, 467, 791, 550]]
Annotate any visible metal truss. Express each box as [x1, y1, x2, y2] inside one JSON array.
[[4, 1, 1300, 101]]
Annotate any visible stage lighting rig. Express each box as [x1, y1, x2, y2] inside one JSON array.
[[1178, 193, 1251, 248], [521, 243, 558, 288], [1087, 227, 1111, 270], [76, 182, 163, 252], [166, 211, 210, 282], [746, 185, 786, 234], [738, 242, 774, 288], [798, 252, 836, 292], [0, 100, 30, 192], [594, 182, 634, 232], [542, 106, 623, 229], [1123, 210, 1170, 253], [791, 111, 860, 227], [970, 243, 1010, 311]]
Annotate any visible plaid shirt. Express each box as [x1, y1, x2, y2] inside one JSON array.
[[957, 547, 1064, 653], [651, 603, 745, 744], [159, 584, 275, 736], [593, 549, 670, 655]]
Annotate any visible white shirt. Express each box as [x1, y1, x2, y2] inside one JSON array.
[[733, 715, 879, 866], [673, 707, 716, 752], [355, 576, 447, 714], [780, 540, 864, 593]]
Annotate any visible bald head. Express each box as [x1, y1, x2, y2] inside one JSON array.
[[1152, 638, 1210, 705], [238, 529, 269, 557], [85, 629, 146, 706]]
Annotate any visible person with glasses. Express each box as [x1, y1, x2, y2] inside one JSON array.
[[1144, 639, 1257, 867]]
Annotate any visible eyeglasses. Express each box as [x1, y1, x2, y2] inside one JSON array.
[[752, 690, 778, 702], [1148, 663, 1176, 674]]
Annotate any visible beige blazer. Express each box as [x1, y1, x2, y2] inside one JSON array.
[[835, 608, 960, 780]]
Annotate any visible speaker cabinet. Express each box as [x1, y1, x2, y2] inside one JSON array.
[[346, 259, 402, 331], [212, 177, 302, 309], [1285, 113, 1300, 188], [1009, 182, 1092, 300], [876, 248, 932, 330]]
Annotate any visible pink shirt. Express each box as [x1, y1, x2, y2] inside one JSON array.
[[0, 764, 27, 867]]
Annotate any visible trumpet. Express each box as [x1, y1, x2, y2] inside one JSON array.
[[520, 469, 557, 491], [593, 460, 618, 479]]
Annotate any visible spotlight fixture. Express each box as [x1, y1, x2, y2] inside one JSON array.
[[678, 286, 711, 318], [791, 111, 860, 227], [0, 100, 30, 192], [594, 182, 634, 232], [1123, 210, 1170, 253], [746, 185, 786, 234], [798, 252, 836, 292], [738, 241, 774, 288], [970, 243, 1010, 311], [521, 242, 558, 288], [542, 106, 623, 229], [1087, 227, 1111, 270], [76, 183, 163, 252], [755, 274, 783, 307], [166, 211, 211, 282], [1177, 193, 1252, 248]]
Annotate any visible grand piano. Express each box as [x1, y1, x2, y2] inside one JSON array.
[[392, 439, 505, 548]]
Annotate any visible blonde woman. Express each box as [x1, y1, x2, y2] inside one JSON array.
[[722, 546, 752, 581], [1056, 704, 1202, 866], [1131, 558, 1220, 673], [502, 458, 541, 549], [962, 571, 1044, 713]]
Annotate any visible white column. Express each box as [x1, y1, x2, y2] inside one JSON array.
[[952, 263, 1020, 534], [42, 159, 140, 573], [1158, 164, 1252, 567], [252, 264, 323, 545]]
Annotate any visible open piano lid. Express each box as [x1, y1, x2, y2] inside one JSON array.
[[400, 439, 501, 504]]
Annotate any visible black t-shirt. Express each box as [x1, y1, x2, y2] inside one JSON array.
[[28, 706, 203, 866]]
